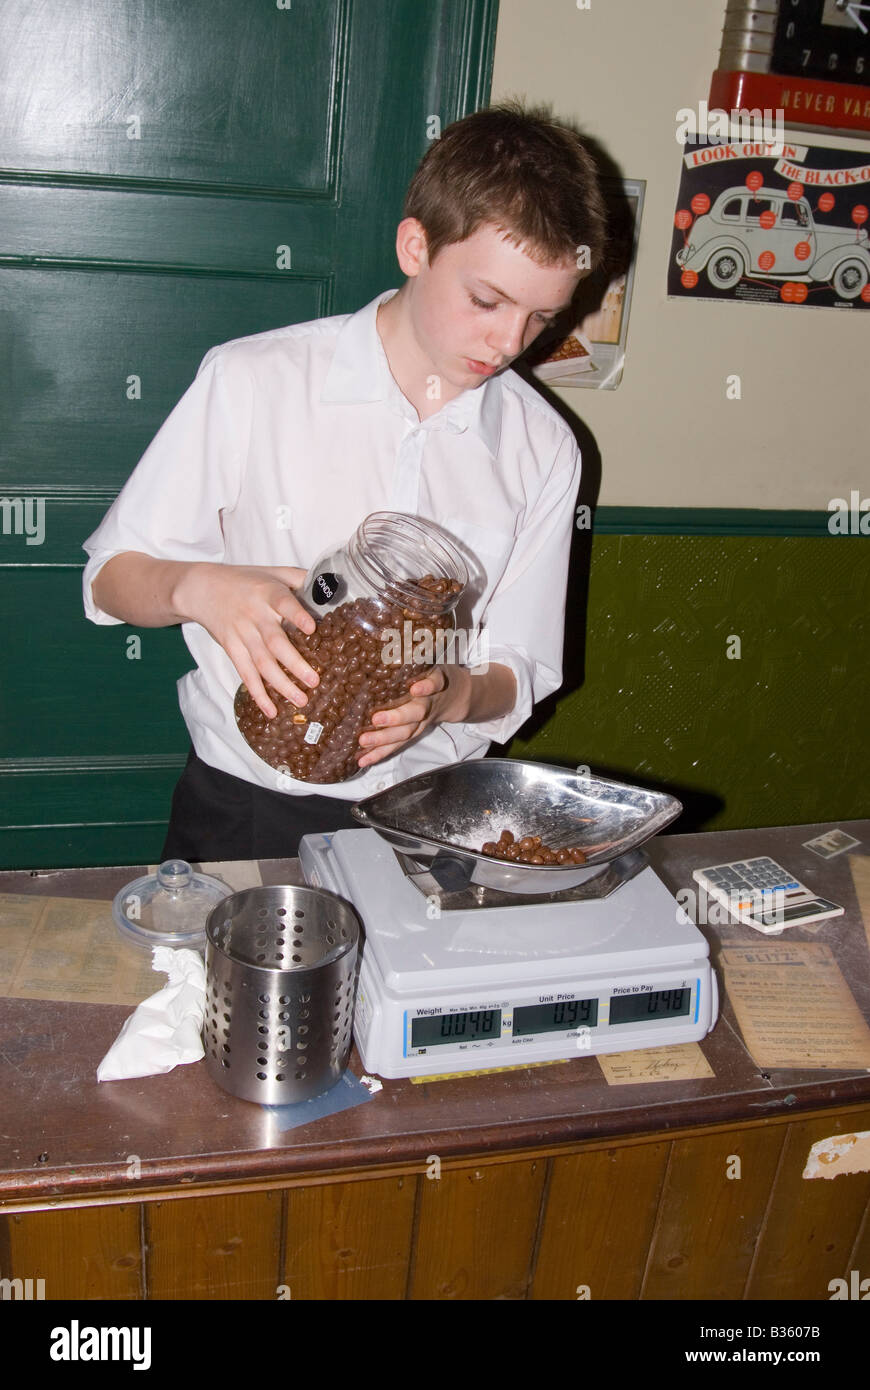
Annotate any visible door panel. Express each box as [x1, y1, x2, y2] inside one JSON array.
[[2, 266, 326, 497], [0, 0, 347, 192], [0, 0, 499, 867]]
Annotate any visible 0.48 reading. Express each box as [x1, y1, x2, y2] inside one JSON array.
[[610, 987, 692, 1026]]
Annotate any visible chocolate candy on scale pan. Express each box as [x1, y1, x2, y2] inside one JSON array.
[[480, 828, 589, 865]]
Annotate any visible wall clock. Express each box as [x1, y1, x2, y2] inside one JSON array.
[[711, 1, 870, 134]]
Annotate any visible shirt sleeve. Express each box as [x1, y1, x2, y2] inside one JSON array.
[[82, 348, 252, 623], [454, 431, 581, 745]]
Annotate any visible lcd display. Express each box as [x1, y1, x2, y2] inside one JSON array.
[[513, 997, 598, 1036], [610, 988, 691, 1025], [411, 1009, 502, 1048]]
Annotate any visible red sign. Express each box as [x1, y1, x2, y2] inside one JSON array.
[[710, 70, 870, 137]]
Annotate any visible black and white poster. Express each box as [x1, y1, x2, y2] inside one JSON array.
[[669, 139, 870, 310]]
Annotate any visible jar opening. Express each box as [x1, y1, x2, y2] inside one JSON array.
[[349, 513, 467, 616]]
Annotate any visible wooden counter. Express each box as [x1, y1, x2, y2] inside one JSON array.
[[1, 821, 869, 1301]]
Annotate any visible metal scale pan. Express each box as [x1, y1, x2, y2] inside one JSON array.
[[351, 759, 682, 906]]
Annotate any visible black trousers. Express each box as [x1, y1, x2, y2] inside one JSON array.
[[161, 750, 363, 862]]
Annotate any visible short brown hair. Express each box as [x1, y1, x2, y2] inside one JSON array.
[[403, 100, 608, 269]]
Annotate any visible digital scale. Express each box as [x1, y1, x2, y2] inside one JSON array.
[[299, 827, 719, 1080]]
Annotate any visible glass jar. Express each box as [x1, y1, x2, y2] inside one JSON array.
[[234, 512, 468, 785]]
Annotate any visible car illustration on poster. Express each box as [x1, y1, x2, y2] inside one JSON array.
[[676, 186, 870, 299]]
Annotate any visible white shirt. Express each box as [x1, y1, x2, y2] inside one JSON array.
[[83, 290, 581, 799]]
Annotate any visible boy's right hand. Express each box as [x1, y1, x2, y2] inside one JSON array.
[[174, 563, 320, 719]]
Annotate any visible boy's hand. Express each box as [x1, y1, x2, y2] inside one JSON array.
[[356, 666, 472, 768], [174, 562, 320, 719]]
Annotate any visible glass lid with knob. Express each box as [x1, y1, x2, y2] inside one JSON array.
[[112, 860, 233, 950]]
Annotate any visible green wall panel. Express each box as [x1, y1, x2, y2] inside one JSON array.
[[510, 534, 869, 834]]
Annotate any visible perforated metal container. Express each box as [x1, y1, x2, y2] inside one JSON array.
[[203, 886, 360, 1105]]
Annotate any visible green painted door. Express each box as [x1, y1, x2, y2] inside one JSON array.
[[0, 0, 499, 868]]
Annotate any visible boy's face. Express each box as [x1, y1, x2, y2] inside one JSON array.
[[395, 220, 581, 390]]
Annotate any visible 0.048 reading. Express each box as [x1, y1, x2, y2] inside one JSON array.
[[439, 1010, 498, 1038], [410, 1009, 503, 1048]]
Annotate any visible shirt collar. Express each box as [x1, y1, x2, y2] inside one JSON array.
[[321, 289, 503, 459]]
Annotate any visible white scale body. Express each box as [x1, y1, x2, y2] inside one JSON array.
[[300, 829, 719, 1080]]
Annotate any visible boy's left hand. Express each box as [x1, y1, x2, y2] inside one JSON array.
[[356, 668, 466, 768]]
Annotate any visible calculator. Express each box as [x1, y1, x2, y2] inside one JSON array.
[[692, 857, 844, 934]]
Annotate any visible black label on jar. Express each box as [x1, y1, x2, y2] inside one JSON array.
[[311, 571, 343, 606]]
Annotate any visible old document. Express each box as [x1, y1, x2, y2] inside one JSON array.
[[597, 1042, 714, 1086], [0, 863, 258, 1007], [0, 894, 157, 1006], [720, 941, 870, 1070]]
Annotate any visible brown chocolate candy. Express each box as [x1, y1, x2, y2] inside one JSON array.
[[480, 828, 588, 866], [235, 577, 462, 784]]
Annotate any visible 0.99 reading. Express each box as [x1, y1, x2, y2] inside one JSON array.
[[513, 997, 598, 1036]]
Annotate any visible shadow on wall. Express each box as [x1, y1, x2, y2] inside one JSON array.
[[493, 126, 727, 832], [505, 124, 637, 737]]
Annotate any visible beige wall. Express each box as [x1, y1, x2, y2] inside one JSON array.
[[492, 0, 867, 508]]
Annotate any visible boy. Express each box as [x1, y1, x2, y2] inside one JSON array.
[[83, 103, 607, 860]]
